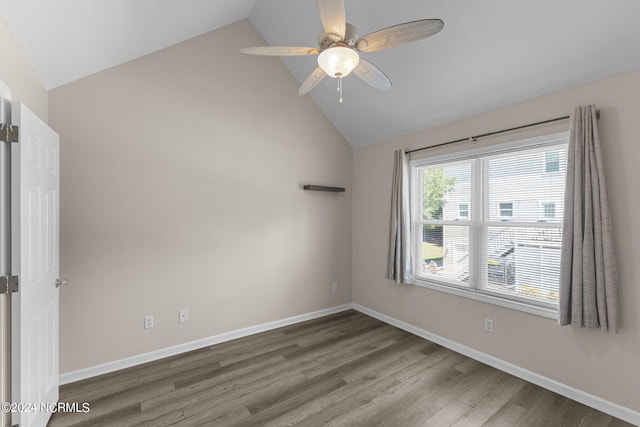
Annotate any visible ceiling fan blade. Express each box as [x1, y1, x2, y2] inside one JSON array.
[[240, 46, 319, 56], [317, 0, 346, 41], [353, 59, 392, 90], [356, 19, 444, 53], [298, 67, 327, 96]]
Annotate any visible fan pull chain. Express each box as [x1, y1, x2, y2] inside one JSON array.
[[337, 73, 344, 103]]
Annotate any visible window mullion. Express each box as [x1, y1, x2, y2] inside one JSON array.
[[469, 158, 484, 292], [412, 167, 423, 275]]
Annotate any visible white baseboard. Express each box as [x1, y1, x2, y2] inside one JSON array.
[[59, 304, 353, 385], [353, 304, 640, 426], [60, 302, 639, 425]]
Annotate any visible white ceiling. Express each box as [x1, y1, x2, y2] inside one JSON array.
[[2, 0, 640, 148], [0, 0, 258, 88]]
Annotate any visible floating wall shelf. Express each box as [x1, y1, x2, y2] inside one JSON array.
[[303, 185, 345, 193]]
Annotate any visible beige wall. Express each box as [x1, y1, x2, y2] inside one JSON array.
[[49, 20, 353, 373], [353, 69, 640, 412], [0, 16, 47, 120]]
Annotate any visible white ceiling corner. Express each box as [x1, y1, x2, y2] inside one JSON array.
[[0, 0, 259, 89]]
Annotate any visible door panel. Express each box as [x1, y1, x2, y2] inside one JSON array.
[[11, 102, 60, 427]]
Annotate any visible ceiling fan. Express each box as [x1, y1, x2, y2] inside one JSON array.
[[241, 0, 444, 103]]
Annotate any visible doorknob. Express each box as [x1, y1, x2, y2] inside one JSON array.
[[55, 278, 68, 288]]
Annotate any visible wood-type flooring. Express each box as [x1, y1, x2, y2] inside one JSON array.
[[48, 310, 635, 426]]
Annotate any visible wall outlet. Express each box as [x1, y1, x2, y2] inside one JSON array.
[[332, 282, 338, 292], [179, 308, 190, 323], [484, 318, 494, 333], [144, 315, 154, 330]]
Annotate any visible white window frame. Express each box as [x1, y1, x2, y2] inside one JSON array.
[[410, 132, 569, 319]]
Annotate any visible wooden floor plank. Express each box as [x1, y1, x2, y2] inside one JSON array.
[[261, 396, 335, 427], [513, 389, 570, 426], [360, 389, 442, 427], [341, 344, 426, 384], [482, 402, 527, 427], [424, 399, 475, 427], [299, 376, 400, 427], [48, 310, 633, 427], [451, 374, 526, 427]]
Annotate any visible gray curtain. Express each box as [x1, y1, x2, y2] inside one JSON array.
[[559, 105, 618, 333], [386, 149, 414, 284]]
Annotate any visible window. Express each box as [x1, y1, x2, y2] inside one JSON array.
[[542, 202, 556, 219], [416, 161, 472, 283], [411, 133, 568, 313], [458, 203, 469, 218], [498, 202, 513, 218], [545, 151, 560, 173]]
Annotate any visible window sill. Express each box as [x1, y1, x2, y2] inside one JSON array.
[[413, 277, 559, 320]]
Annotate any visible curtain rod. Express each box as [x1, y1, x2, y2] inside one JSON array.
[[406, 110, 600, 155]]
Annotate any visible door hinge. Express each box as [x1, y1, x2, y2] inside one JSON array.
[[0, 123, 19, 143], [0, 275, 19, 294]]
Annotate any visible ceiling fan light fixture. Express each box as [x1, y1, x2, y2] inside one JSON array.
[[318, 47, 360, 78], [241, 0, 444, 98]]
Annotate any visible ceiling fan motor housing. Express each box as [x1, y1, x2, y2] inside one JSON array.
[[318, 23, 358, 51], [344, 23, 358, 47]]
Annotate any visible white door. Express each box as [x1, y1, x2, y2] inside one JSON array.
[[11, 102, 60, 427]]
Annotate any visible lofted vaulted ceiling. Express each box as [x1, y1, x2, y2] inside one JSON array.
[[2, 0, 640, 147]]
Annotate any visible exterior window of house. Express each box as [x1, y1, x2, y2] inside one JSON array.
[[543, 202, 556, 219], [458, 203, 469, 218], [411, 133, 568, 313], [499, 202, 513, 218], [545, 151, 560, 173]]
